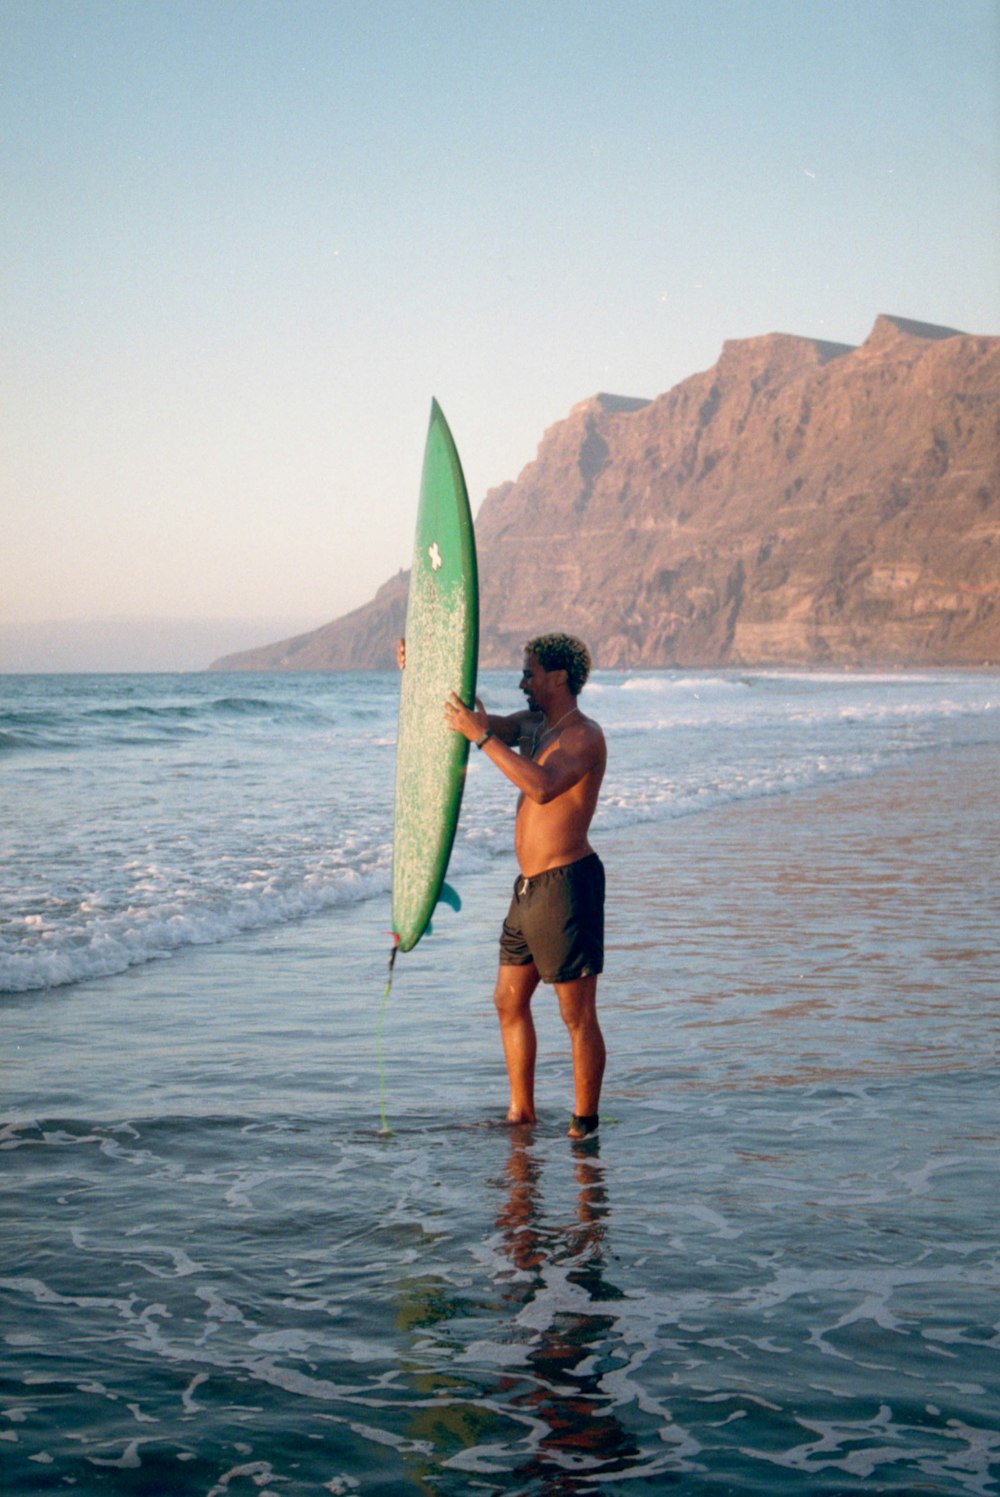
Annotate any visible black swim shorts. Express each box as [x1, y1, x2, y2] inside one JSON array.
[[499, 852, 605, 984]]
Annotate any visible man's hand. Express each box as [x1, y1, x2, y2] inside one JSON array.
[[444, 691, 489, 743]]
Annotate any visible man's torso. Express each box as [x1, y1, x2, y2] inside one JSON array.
[[514, 716, 606, 877]]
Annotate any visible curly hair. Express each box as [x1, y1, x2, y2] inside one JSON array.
[[525, 634, 593, 696]]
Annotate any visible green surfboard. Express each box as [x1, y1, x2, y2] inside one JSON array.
[[391, 400, 479, 953]]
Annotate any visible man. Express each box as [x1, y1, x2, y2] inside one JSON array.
[[445, 634, 607, 1139]]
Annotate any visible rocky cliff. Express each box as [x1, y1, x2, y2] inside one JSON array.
[[211, 315, 1000, 671]]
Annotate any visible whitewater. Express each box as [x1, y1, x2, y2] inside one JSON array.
[[2, 667, 997, 995]]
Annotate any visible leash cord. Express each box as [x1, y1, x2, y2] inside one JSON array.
[[377, 940, 399, 1134]]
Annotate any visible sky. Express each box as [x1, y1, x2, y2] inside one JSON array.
[[2, 0, 998, 671]]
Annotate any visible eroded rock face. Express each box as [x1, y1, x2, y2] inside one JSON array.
[[211, 316, 1000, 671]]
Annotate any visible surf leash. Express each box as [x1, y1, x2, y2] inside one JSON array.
[[376, 935, 400, 1135]]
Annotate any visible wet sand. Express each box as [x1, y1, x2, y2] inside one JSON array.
[[603, 742, 999, 1105]]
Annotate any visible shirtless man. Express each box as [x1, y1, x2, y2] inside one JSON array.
[[444, 634, 607, 1139]]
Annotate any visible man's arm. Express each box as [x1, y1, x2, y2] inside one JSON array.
[[445, 693, 598, 803], [484, 706, 538, 748]]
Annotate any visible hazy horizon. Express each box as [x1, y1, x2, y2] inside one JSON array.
[[0, 615, 324, 674]]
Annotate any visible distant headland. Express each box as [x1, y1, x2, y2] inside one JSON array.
[[211, 316, 999, 672]]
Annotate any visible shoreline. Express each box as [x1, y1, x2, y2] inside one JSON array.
[[5, 737, 997, 1127]]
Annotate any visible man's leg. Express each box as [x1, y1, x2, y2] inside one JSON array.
[[493, 962, 540, 1124], [555, 975, 605, 1135]]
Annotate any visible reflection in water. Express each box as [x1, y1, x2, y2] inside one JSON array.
[[489, 1131, 641, 1491], [391, 1133, 658, 1494]]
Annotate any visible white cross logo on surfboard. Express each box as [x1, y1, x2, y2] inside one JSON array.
[[428, 541, 443, 570]]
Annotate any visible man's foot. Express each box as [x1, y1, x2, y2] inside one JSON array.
[[505, 1108, 536, 1126], [568, 1113, 599, 1139]]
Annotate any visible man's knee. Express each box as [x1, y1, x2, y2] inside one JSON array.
[[555, 975, 600, 1032], [494, 963, 539, 1016]]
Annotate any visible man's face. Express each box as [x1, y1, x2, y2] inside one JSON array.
[[520, 653, 551, 711]]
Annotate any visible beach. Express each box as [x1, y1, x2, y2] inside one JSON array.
[[2, 672, 999, 1493]]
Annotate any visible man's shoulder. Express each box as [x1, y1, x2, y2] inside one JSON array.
[[574, 709, 604, 737], [566, 712, 606, 757]]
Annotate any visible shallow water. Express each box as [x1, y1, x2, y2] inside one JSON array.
[[2, 672, 999, 1492]]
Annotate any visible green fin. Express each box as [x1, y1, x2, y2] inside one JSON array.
[[423, 885, 460, 939], [437, 883, 462, 912]]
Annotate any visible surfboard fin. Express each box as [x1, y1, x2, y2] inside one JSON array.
[[437, 882, 462, 912]]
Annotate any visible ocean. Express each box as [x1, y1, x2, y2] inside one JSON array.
[[2, 667, 998, 1494]]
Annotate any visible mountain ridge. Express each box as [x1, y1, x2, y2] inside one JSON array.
[[211, 315, 1000, 671]]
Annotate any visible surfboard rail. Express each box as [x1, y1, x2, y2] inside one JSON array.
[[391, 400, 479, 953]]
